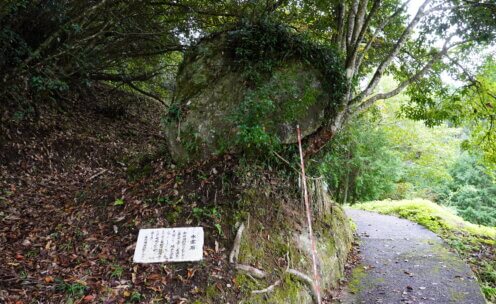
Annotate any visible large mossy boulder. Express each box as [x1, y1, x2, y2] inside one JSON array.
[[164, 23, 346, 164]]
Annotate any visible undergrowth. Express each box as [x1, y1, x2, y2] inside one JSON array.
[[352, 199, 496, 302]]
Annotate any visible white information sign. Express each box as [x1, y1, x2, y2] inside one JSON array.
[[133, 227, 204, 263]]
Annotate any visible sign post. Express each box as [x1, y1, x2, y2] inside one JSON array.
[[133, 227, 204, 263]]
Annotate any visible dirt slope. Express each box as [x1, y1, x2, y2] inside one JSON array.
[[0, 87, 237, 303]]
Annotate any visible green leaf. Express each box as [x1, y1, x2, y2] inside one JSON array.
[[114, 198, 125, 206]]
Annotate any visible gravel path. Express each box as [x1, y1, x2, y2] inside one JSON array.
[[342, 209, 486, 304]]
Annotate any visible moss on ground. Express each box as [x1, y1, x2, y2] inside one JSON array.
[[266, 274, 307, 303], [232, 205, 351, 302], [352, 199, 495, 239], [352, 199, 496, 302], [348, 265, 367, 294]]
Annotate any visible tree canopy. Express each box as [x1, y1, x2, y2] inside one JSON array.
[[1, 0, 495, 158]]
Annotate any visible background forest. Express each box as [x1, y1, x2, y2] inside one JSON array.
[[319, 72, 496, 227]]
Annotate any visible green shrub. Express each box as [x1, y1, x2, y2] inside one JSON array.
[[232, 89, 280, 154], [55, 279, 88, 299]]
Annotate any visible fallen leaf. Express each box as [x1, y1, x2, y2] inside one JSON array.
[[190, 286, 201, 294], [147, 273, 161, 281], [44, 276, 54, 283], [187, 268, 197, 279], [83, 295, 95, 302]]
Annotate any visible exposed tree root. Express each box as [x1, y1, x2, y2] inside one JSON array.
[[251, 280, 281, 294], [235, 264, 267, 279], [229, 221, 319, 303], [287, 268, 320, 304], [230, 222, 267, 279], [229, 222, 245, 264]]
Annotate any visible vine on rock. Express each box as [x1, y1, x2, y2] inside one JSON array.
[[226, 20, 347, 156]]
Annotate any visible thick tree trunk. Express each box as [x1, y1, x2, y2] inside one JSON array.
[[303, 108, 348, 158], [303, 126, 335, 158]]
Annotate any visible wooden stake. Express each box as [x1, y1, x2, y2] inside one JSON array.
[[297, 125, 322, 304]]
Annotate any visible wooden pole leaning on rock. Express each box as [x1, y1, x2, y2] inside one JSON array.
[[297, 125, 322, 304]]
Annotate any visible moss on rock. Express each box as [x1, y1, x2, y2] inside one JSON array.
[[229, 184, 352, 303]]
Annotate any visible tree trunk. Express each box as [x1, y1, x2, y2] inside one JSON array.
[[342, 149, 353, 205], [336, 180, 341, 203], [302, 126, 335, 158], [342, 170, 350, 205]]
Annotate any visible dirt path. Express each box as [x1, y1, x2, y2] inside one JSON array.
[[342, 209, 486, 304]]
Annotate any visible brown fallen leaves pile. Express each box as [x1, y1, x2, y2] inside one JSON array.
[[0, 87, 240, 303]]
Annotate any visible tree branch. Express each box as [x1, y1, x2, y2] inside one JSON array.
[[346, 0, 360, 52], [90, 67, 166, 82], [350, 0, 370, 46], [124, 81, 167, 107], [353, 38, 457, 114], [23, 0, 110, 67], [354, 0, 411, 75], [148, 1, 240, 17], [351, 0, 430, 105], [123, 47, 184, 58], [334, 3, 346, 50], [345, 0, 381, 90], [447, 55, 477, 83], [352, 0, 381, 53]]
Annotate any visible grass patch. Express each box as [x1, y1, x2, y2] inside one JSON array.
[[55, 279, 88, 302], [352, 199, 496, 302]]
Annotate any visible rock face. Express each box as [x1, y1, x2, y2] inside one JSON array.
[[164, 32, 331, 163], [293, 206, 353, 300]]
